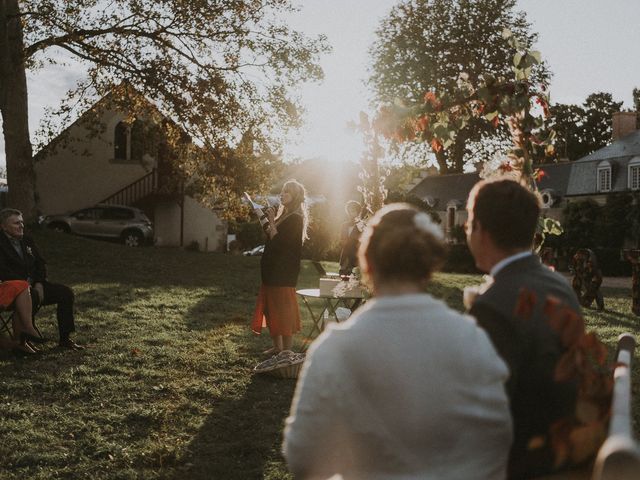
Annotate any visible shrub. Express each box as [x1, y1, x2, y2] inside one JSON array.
[[185, 240, 200, 252], [592, 248, 631, 276], [236, 221, 264, 249], [442, 244, 480, 274]]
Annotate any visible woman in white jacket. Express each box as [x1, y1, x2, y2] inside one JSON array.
[[284, 203, 512, 480]]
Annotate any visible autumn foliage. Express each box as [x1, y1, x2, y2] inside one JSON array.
[[514, 289, 612, 468], [373, 29, 555, 187]]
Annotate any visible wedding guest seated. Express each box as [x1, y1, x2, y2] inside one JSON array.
[[284, 203, 512, 480], [0, 280, 46, 355], [0, 208, 84, 350]]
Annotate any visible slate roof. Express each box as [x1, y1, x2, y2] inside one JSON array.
[[536, 162, 572, 194], [408, 163, 573, 210], [408, 172, 480, 208], [408, 130, 640, 208], [566, 130, 640, 196]]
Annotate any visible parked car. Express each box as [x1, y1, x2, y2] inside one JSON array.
[[41, 204, 153, 247], [243, 245, 265, 256]]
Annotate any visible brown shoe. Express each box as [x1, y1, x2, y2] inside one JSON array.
[[59, 339, 85, 350]]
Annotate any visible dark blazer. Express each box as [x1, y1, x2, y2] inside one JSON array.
[[261, 213, 303, 287], [0, 233, 47, 284], [470, 254, 581, 479]]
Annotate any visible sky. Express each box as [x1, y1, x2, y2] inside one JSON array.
[[2, 0, 640, 168]]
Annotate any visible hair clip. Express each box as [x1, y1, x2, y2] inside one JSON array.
[[413, 212, 444, 240]]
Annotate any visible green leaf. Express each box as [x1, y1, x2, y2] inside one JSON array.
[[543, 217, 564, 236], [513, 52, 523, 68], [484, 111, 498, 121], [477, 87, 491, 103], [530, 51, 542, 63]]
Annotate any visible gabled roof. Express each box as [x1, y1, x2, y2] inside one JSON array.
[[566, 130, 640, 196]]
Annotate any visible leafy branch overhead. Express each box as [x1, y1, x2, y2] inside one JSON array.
[[1, 0, 330, 217], [372, 28, 555, 186]]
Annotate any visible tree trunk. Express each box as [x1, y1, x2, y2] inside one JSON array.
[[435, 149, 449, 174], [0, 0, 36, 220], [450, 131, 467, 174]]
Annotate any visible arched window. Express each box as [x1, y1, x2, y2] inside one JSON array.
[[446, 203, 456, 235], [628, 157, 640, 191], [113, 119, 145, 162], [114, 121, 129, 160], [130, 119, 145, 162], [597, 160, 611, 192]]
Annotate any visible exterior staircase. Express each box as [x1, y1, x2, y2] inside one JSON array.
[[98, 168, 186, 245], [99, 169, 159, 206]]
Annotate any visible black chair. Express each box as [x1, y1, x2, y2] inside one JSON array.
[[0, 307, 15, 340]]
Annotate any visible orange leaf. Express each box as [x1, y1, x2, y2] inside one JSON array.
[[417, 115, 429, 131], [575, 400, 600, 424], [547, 304, 584, 348], [430, 138, 442, 153], [554, 349, 578, 382], [569, 422, 606, 464], [578, 332, 608, 365], [559, 308, 584, 348], [549, 420, 572, 468], [498, 161, 513, 173], [514, 288, 537, 320], [543, 296, 561, 317], [527, 435, 546, 451]]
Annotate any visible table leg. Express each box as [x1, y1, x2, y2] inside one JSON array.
[[300, 296, 325, 351]]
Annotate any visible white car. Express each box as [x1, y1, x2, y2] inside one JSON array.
[[243, 245, 265, 256]]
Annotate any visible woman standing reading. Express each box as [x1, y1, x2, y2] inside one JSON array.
[[251, 180, 308, 354]]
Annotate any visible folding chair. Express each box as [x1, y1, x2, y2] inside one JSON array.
[[0, 308, 15, 340]]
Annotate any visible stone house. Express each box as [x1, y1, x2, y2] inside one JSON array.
[[34, 92, 227, 251], [407, 112, 640, 243]]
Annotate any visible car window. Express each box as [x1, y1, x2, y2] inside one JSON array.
[[102, 208, 135, 220], [74, 208, 102, 220]]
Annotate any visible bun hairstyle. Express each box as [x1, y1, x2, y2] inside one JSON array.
[[358, 203, 447, 288]]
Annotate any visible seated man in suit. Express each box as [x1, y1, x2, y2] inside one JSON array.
[[0, 208, 84, 350], [465, 179, 583, 478]]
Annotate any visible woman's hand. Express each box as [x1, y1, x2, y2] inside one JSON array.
[[265, 206, 276, 223]]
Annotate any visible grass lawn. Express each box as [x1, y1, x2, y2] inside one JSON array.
[[1, 231, 638, 479]]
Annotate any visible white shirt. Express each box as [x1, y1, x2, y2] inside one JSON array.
[[284, 293, 512, 480]]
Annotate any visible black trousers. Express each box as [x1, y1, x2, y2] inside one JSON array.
[[31, 281, 75, 339]]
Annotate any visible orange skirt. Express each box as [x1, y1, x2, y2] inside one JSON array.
[[251, 285, 301, 337], [0, 280, 29, 309]]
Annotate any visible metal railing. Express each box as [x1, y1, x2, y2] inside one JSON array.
[[592, 333, 640, 480], [99, 169, 158, 206]]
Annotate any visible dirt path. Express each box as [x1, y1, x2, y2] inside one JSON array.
[[561, 273, 631, 290]]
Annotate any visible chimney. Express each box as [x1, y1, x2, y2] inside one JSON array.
[[612, 111, 638, 141]]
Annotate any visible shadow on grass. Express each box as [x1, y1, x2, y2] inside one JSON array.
[[173, 374, 296, 480]]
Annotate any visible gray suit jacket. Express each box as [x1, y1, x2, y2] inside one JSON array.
[[470, 254, 582, 479]]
